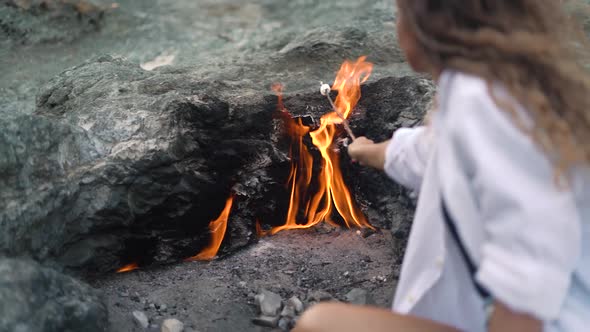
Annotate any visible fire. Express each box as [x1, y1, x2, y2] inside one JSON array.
[[187, 195, 234, 261], [116, 262, 139, 273], [270, 56, 374, 234]]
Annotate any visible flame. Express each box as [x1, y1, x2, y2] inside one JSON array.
[[116, 262, 139, 273], [187, 195, 234, 261], [271, 56, 374, 234]]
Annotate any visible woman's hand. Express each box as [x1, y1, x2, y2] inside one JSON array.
[[347, 137, 390, 170]]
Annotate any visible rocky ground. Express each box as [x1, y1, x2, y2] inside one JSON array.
[[91, 228, 399, 332]]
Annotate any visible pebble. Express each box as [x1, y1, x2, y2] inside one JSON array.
[[280, 304, 296, 318], [132, 310, 149, 329], [131, 292, 141, 302], [252, 315, 279, 328], [287, 296, 304, 314], [255, 289, 283, 316], [307, 290, 333, 302], [278, 317, 292, 331], [161, 318, 184, 332], [345, 288, 369, 305], [159, 304, 168, 312]]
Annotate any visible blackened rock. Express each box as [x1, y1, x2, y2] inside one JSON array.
[[0, 258, 108, 332], [252, 315, 279, 328], [0, 55, 433, 273]]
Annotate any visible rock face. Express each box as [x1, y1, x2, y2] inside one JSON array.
[[0, 257, 108, 332], [0, 55, 433, 272]]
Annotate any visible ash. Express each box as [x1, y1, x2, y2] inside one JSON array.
[[92, 229, 397, 332]]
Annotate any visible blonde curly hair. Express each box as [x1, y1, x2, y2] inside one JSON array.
[[397, 0, 590, 177]]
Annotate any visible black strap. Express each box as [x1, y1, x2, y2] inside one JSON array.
[[441, 199, 491, 299]]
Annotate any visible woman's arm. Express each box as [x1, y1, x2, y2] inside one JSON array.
[[347, 137, 389, 170], [348, 126, 431, 192]]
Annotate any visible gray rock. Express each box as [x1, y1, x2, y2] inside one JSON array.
[[132, 311, 149, 329], [278, 317, 293, 331], [280, 304, 296, 319], [287, 296, 304, 314], [307, 290, 333, 302], [161, 318, 184, 332], [0, 258, 107, 332], [252, 315, 280, 328], [345, 288, 371, 305], [255, 289, 283, 316]]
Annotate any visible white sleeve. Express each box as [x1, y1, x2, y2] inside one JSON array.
[[447, 85, 582, 320], [383, 126, 431, 192]]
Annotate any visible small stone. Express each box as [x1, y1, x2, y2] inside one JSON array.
[[149, 303, 156, 310], [345, 288, 369, 305], [159, 304, 168, 312], [131, 292, 141, 302], [287, 296, 304, 314], [278, 317, 292, 331], [238, 281, 247, 288], [252, 315, 279, 328], [161, 318, 184, 332], [132, 310, 149, 329], [280, 304, 296, 318], [254, 289, 283, 316], [343, 271, 350, 277], [307, 290, 333, 302]]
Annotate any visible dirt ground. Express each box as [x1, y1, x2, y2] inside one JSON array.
[[91, 227, 399, 332]]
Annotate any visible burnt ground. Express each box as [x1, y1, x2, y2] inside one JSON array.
[[91, 227, 399, 332]]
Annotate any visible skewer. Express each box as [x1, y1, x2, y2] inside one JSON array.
[[320, 83, 356, 141]]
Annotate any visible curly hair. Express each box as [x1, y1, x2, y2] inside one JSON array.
[[397, 0, 590, 177]]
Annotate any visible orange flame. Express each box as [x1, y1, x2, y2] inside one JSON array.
[[116, 262, 139, 273], [187, 195, 234, 261], [271, 56, 374, 234]]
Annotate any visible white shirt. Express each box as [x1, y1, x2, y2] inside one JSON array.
[[386, 70, 590, 331]]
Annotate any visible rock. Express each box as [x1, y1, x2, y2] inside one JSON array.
[[159, 304, 168, 312], [131, 292, 141, 302], [0, 54, 432, 272], [0, 0, 106, 46], [255, 289, 283, 316], [280, 304, 296, 318], [0, 258, 107, 332], [278, 317, 293, 331], [161, 318, 184, 332], [345, 288, 371, 305], [132, 311, 149, 329], [307, 290, 333, 302], [252, 315, 279, 328], [287, 296, 304, 314]]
